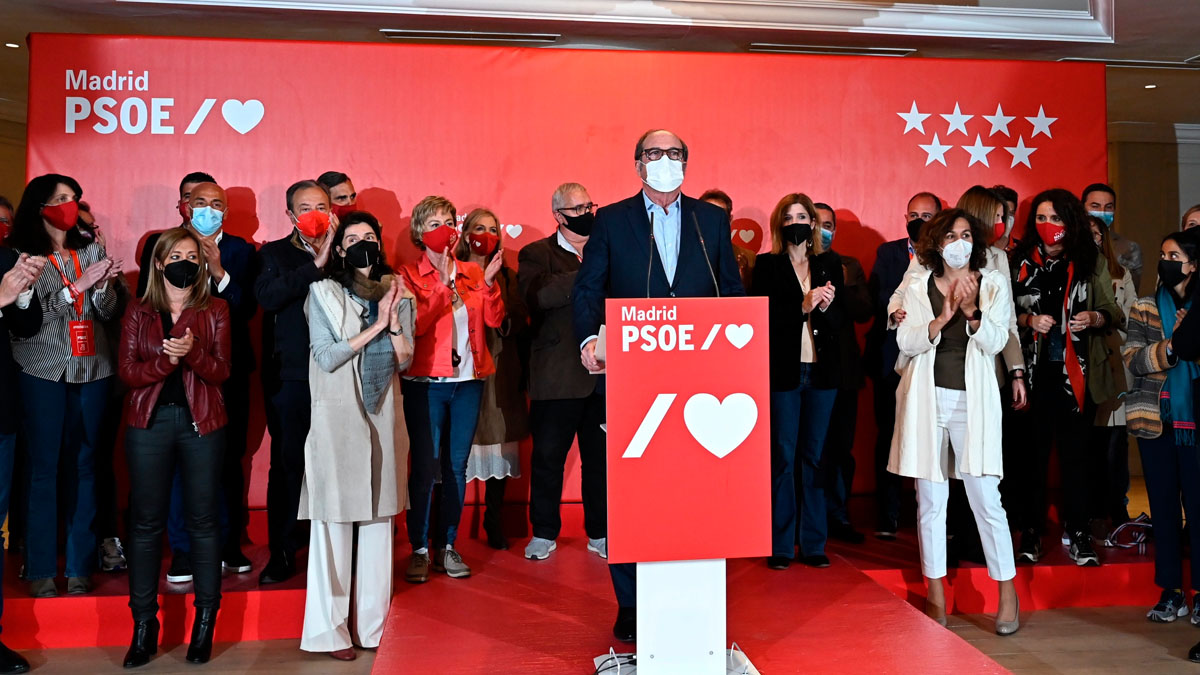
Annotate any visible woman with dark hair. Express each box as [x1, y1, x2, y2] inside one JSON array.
[[454, 208, 529, 550], [300, 210, 413, 660], [119, 227, 230, 667], [1124, 231, 1200, 626], [399, 196, 504, 583], [751, 193, 845, 570], [890, 208, 1019, 633], [8, 174, 121, 598], [1009, 189, 1121, 567]]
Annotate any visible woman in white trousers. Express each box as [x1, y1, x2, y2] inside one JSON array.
[[888, 208, 1020, 635]]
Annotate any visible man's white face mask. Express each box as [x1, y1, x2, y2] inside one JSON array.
[[642, 156, 685, 193]]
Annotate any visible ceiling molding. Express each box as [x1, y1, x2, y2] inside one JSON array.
[[1109, 121, 1200, 145], [119, 0, 1116, 43], [1177, 124, 1200, 145]]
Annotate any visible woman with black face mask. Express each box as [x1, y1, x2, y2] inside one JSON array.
[[299, 211, 414, 661], [1124, 231, 1200, 631], [118, 227, 230, 667], [751, 193, 846, 570]]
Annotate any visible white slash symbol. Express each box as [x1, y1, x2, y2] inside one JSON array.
[[622, 394, 676, 458], [184, 99, 217, 135]]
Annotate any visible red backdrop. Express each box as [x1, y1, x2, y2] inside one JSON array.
[[25, 33, 1107, 515]]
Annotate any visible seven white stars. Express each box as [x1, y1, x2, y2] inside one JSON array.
[[982, 103, 1016, 137], [919, 133, 953, 166], [897, 101, 931, 135], [1025, 105, 1057, 138], [1004, 136, 1036, 168], [962, 135, 995, 167], [940, 102, 973, 136]]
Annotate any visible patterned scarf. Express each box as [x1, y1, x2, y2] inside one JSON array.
[[1157, 284, 1200, 446], [1014, 248, 1089, 412]]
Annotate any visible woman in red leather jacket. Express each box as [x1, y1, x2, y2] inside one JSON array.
[[118, 227, 231, 668]]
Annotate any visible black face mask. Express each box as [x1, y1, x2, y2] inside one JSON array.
[[906, 217, 926, 243], [563, 211, 594, 236], [1159, 259, 1190, 289], [344, 239, 380, 269], [780, 223, 812, 247], [163, 260, 200, 289]]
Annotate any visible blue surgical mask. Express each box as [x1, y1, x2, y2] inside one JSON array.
[[1089, 210, 1114, 227], [820, 228, 834, 250], [190, 205, 225, 237]]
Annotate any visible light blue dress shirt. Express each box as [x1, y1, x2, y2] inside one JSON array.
[[644, 191, 681, 284]]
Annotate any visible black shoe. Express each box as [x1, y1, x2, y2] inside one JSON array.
[[122, 618, 159, 668], [766, 555, 791, 570], [1190, 639, 1200, 663], [613, 607, 636, 643], [185, 607, 217, 664], [484, 523, 510, 551], [222, 548, 253, 574], [1016, 529, 1042, 564], [828, 520, 866, 544], [801, 554, 832, 568], [258, 551, 296, 585], [0, 639, 29, 674], [875, 518, 898, 540], [166, 550, 193, 583], [1068, 531, 1101, 567]]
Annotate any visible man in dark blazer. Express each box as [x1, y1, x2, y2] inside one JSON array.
[[517, 182, 608, 563], [572, 129, 745, 643], [0, 248, 44, 673], [864, 192, 940, 539], [136, 180, 259, 579]]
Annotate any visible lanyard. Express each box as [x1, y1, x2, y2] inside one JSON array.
[[48, 250, 85, 315]]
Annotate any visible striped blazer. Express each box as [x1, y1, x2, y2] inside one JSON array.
[[1122, 295, 1175, 439]]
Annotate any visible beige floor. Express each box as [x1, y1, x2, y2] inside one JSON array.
[[17, 640, 375, 674]]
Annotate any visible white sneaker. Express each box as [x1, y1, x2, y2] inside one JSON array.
[[587, 537, 608, 560], [525, 537, 557, 560]]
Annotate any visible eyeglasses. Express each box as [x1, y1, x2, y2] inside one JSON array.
[[640, 147, 684, 162], [556, 203, 596, 217]]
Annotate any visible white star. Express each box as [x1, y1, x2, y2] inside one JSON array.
[[982, 103, 1016, 137], [918, 133, 953, 167], [1004, 136, 1037, 168], [897, 101, 931, 135], [1025, 105, 1057, 138], [962, 135, 995, 167], [940, 102, 973, 136]]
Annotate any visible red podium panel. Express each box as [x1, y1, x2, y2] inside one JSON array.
[[605, 297, 771, 564]]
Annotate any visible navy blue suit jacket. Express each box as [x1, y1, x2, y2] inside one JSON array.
[[865, 237, 911, 379], [572, 191, 746, 346]]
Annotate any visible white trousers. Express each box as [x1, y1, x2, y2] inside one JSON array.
[[301, 516, 394, 652], [916, 388, 1016, 582]]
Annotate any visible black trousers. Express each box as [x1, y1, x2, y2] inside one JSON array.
[[871, 372, 902, 528], [126, 406, 223, 621], [1089, 424, 1131, 522], [822, 388, 859, 525], [528, 393, 607, 541], [1140, 432, 1200, 591], [264, 378, 310, 557], [219, 374, 252, 551], [94, 382, 126, 539]]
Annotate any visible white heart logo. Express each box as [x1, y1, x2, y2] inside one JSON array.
[[738, 230, 755, 244], [221, 99, 264, 134], [724, 324, 753, 349], [505, 224, 523, 238], [683, 393, 757, 459]]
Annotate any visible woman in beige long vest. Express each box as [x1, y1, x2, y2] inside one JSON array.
[[299, 212, 414, 660]]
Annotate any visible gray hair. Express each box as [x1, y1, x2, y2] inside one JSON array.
[[551, 182, 589, 211]]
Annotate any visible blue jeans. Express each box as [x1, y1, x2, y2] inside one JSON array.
[[0, 432, 15, 629], [770, 368, 837, 558], [403, 380, 484, 549], [20, 373, 110, 580]]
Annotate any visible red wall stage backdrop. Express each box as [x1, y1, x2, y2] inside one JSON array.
[[25, 33, 1107, 515]]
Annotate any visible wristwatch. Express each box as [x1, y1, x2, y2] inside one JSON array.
[[388, 326, 404, 336], [970, 308, 982, 321]]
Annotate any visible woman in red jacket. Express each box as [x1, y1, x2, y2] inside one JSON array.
[[119, 227, 231, 668], [398, 196, 504, 584]]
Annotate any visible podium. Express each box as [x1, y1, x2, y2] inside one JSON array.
[[595, 297, 770, 674]]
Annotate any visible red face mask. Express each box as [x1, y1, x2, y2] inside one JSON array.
[[1036, 221, 1067, 246], [42, 201, 80, 231], [991, 221, 1007, 244], [467, 232, 499, 257], [177, 198, 190, 221], [423, 224, 458, 254], [294, 210, 331, 239], [331, 202, 356, 221]]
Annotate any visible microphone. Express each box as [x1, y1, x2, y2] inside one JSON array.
[[646, 211, 655, 299], [693, 212, 720, 298]]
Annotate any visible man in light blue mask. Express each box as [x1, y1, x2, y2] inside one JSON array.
[[1083, 182, 1142, 289], [135, 178, 259, 585]]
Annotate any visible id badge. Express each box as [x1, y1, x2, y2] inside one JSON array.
[[69, 320, 96, 357]]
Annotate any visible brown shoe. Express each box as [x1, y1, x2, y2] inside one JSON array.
[[67, 576, 91, 595], [329, 647, 356, 661], [29, 578, 57, 598], [405, 552, 430, 584]]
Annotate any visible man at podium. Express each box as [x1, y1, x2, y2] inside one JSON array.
[[572, 128, 746, 642]]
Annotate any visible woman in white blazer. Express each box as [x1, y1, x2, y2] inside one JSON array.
[[888, 208, 1020, 635]]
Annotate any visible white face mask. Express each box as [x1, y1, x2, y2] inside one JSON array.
[[642, 156, 685, 192], [941, 238, 972, 269]]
